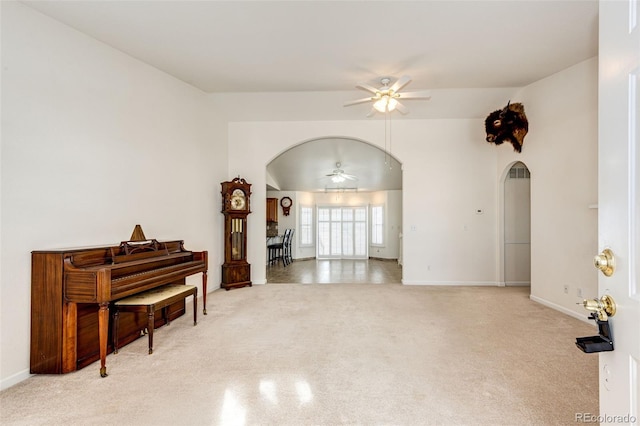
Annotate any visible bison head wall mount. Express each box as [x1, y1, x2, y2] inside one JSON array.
[[484, 101, 529, 152]]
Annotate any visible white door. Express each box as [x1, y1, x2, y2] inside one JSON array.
[[598, 0, 640, 422]]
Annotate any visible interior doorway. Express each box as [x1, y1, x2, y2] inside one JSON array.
[[265, 137, 403, 283], [503, 162, 531, 286]]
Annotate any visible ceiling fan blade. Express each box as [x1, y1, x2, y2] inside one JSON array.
[[342, 174, 358, 180], [356, 82, 380, 94], [398, 90, 432, 100], [344, 97, 375, 107], [395, 101, 409, 114], [390, 75, 411, 93], [366, 107, 377, 117]]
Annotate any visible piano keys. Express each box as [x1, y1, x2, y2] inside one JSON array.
[[30, 239, 207, 377]]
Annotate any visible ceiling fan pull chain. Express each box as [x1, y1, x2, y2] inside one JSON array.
[[388, 113, 392, 170], [384, 111, 389, 166]]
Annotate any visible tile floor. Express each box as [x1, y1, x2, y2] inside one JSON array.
[[266, 258, 402, 284]]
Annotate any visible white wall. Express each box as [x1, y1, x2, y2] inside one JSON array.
[[396, 119, 498, 284], [228, 119, 499, 286], [497, 58, 599, 319], [0, 3, 225, 389]]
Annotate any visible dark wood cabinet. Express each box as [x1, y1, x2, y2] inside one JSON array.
[[266, 198, 278, 222]]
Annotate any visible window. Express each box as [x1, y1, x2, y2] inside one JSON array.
[[317, 206, 367, 259], [299, 206, 314, 246], [371, 205, 384, 246]]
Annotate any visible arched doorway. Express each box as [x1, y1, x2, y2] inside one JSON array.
[[503, 161, 531, 286], [265, 137, 403, 283]]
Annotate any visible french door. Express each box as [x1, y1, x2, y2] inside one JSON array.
[[317, 206, 368, 259]]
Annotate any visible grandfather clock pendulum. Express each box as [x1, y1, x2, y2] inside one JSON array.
[[220, 177, 252, 290]]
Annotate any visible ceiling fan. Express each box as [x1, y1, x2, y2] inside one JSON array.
[[326, 162, 357, 183], [344, 75, 431, 117]]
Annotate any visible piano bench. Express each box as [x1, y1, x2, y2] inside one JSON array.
[[113, 284, 197, 355]]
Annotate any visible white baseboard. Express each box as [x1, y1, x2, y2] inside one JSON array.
[[399, 283, 594, 325], [1, 369, 31, 391], [505, 281, 531, 287], [529, 294, 594, 325], [402, 280, 500, 286]]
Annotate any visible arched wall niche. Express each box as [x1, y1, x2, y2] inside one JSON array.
[[497, 161, 532, 287]]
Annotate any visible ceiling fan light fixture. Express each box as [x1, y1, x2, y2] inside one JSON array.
[[387, 97, 398, 111], [373, 95, 398, 113], [331, 175, 346, 183], [373, 96, 389, 113]]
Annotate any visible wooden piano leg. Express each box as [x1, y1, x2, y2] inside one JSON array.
[[147, 309, 155, 355], [112, 309, 119, 354], [98, 303, 109, 377], [193, 288, 198, 326], [202, 271, 208, 315]]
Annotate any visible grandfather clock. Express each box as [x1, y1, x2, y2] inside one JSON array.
[[221, 177, 252, 290]]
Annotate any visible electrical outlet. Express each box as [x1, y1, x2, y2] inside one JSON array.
[[563, 285, 569, 294]]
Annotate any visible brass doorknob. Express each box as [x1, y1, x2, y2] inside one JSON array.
[[594, 249, 615, 276], [581, 295, 616, 321]]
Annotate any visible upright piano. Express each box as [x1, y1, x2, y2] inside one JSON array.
[[30, 239, 207, 377]]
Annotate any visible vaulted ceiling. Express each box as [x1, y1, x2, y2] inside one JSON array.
[[267, 138, 402, 192], [23, 1, 599, 192]]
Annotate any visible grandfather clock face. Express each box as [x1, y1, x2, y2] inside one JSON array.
[[230, 189, 246, 211]]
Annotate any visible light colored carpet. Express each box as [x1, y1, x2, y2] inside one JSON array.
[[1, 284, 598, 425]]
